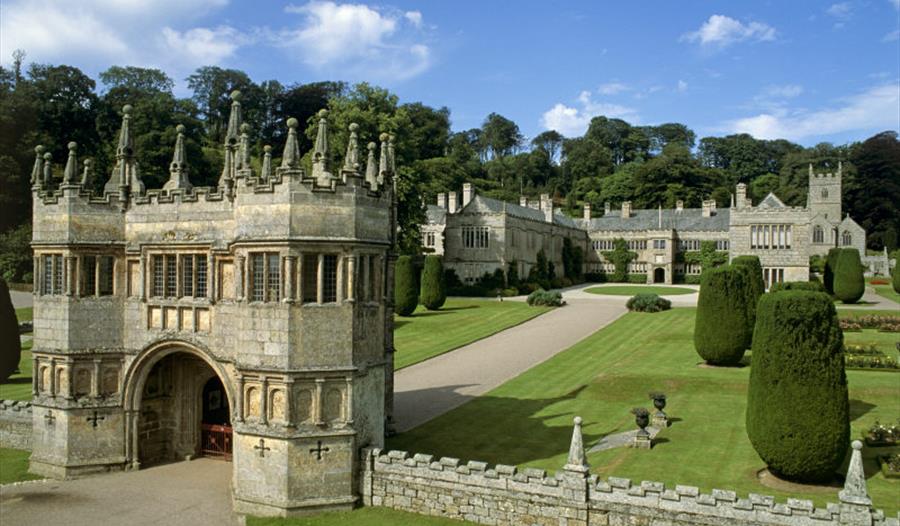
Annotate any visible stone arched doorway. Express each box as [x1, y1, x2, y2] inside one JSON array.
[[653, 267, 665, 284], [123, 343, 235, 468]]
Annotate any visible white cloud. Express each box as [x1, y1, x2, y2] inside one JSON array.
[[826, 2, 853, 19], [677, 80, 688, 93], [279, 1, 431, 79], [762, 84, 804, 98], [722, 83, 900, 141], [883, 30, 900, 42], [598, 82, 629, 95], [161, 26, 244, 66], [890, 0, 900, 9], [681, 14, 776, 47], [540, 90, 639, 136]]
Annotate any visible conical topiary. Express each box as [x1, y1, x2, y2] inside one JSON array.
[[393, 255, 418, 316], [833, 248, 865, 304], [731, 255, 764, 334], [892, 260, 900, 294], [694, 265, 752, 366], [746, 290, 849, 483], [0, 278, 22, 382], [824, 248, 842, 295], [419, 255, 446, 311]]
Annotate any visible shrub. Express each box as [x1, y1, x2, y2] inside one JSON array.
[[824, 248, 842, 295], [746, 291, 849, 483], [393, 256, 418, 316], [893, 262, 900, 294], [834, 248, 865, 304], [526, 289, 563, 307], [0, 278, 21, 382], [584, 271, 607, 283], [419, 255, 446, 310], [626, 293, 672, 313], [768, 280, 826, 293], [627, 274, 648, 283], [731, 256, 764, 344], [694, 265, 752, 366]]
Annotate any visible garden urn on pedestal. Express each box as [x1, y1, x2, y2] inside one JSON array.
[[632, 408, 651, 449], [649, 392, 668, 428]]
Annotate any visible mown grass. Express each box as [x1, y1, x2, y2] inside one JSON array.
[[0, 447, 40, 484], [0, 341, 32, 401], [870, 283, 900, 305], [15, 307, 33, 323], [585, 285, 696, 296], [248, 507, 476, 526], [393, 298, 551, 370], [389, 308, 900, 515]]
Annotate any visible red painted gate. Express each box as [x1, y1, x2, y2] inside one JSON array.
[[200, 424, 232, 460]]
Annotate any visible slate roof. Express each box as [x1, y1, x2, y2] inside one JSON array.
[[581, 207, 731, 232], [472, 195, 582, 229], [425, 205, 446, 224], [758, 193, 786, 208]]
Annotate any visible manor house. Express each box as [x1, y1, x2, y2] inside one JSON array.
[[423, 164, 884, 289]]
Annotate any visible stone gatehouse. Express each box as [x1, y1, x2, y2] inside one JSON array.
[[28, 93, 397, 516]]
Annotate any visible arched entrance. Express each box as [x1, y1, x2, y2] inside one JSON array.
[[124, 343, 234, 468], [653, 267, 665, 283]]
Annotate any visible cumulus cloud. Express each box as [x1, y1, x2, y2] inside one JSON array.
[[883, 30, 900, 42], [826, 2, 853, 19], [681, 14, 776, 47], [278, 1, 431, 80], [722, 83, 900, 141], [161, 26, 245, 66], [598, 82, 629, 95], [540, 90, 639, 137]]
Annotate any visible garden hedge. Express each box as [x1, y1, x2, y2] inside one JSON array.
[[824, 247, 842, 295], [393, 255, 418, 316], [746, 290, 849, 483], [892, 260, 900, 294], [419, 255, 446, 311], [833, 248, 865, 304], [768, 280, 826, 293], [693, 265, 751, 366], [731, 255, 764, 337], [0, 278, 21, 382]]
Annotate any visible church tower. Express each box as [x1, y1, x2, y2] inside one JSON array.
[[807, 162, 842, 221]]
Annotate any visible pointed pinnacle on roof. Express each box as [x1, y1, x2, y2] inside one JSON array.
[[365, 141, 378, 189], [42, 152, 53, 188], [237, 122, 251, 171], [63, 142, 78, 184], [224, 90, 242, 147], [281, 117, 300, 169], [31, 145, 44, 187], [378, 132, 389, 184], [164, 124, 191, 191], [117, 105, 134, 159], [81, 158, 92, 187], [343, 122, 360, 172], [313, 109, 329, 162], [261, 145, 272, 181], [388, 132, 396, 173]]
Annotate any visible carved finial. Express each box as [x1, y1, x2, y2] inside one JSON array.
[[365, 141, 378, 189], [163, 124, 191, 191], [388, 132, 396, 173], [225, 90, 242, 146], [378, 132, 389, 184], [261, 145, 272, 181], [839, 440, 872, 506], [311, 109, 334, 186], [104, 104, 144, 196], [564, 416, 589, 473], [343, 122, 360, 172], [42, 152, 53, 188], [31, 145, 44, 188], [281, 117, 300, 169], [837, 160, 842, 176], [80, 158, 92, 187], [62, 141, 78, 184], [237, 122, 251, 171], [117, 105, 134, 158], [809, 163, 814, 177]]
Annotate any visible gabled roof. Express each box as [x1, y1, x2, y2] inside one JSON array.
[[425, 205, 446, 224], [580, 208, 730, 232], [757, 193, 786, 209]]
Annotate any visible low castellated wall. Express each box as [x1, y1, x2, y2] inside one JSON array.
[[0, 400, 33, 450], [360, 444, 898, 526]]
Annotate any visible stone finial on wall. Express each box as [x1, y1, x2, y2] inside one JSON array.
[[163, 124, 192, 192], [564, 416, 590, 474], [261, 145, 272, 181], [62, 142, 78, 185], [344, 122, 360, 173], [365, 141, 379, 191], [80, 158, 93, 188], [839, 441, 871, 506], [378, 132, 389, 185], [311, 109, 334, 187], [104, 104, 145, 197]]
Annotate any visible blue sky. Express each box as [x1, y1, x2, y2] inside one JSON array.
[[1, 0, 898, 146]]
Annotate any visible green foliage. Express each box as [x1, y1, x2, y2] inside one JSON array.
[[393, 256, 418, 317], [601, 238, 636, 282], [768, 281, 827, 293], [834, 248, 865, 304], [731, 255, 764, 334], [694, 265, 751, 365], [746, 291, 849, 483], [560, 237, 583, 281], [893, 262, 900, 294], [626, 293, 672, 313], [0, 278, 21, 382], [526, 289, 563, 307], [848, 132, 900, 251], [824, 248, 842, 295], [419, 255, 446, 311], [0, 224, 31, 282], [680, 241, 727, 271]]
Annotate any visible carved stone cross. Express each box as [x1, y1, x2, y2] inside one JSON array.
[[254, 438, 271, 458], [309, 440, 330, 461], [44, 411, 56, 425], [87, 410, 105, 428]]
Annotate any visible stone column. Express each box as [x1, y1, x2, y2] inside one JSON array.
[[346, 254, 356, 302], [336, 254, 344, 302], [316, 254, 324, 304], [31, 357, 39, 395], [235, 374, 245, 423], [64, 361, 74, 400], [207, 253, 216, 303], [260, 376, 269, 425], [235, 255, 245, 301], [283, 377, 294, 427], [296, 255, 304, 305], [91, 359, 101, 397], [283, 256, 295, 303], [33, 256, 39, 294], [314, 378, 325, 426], [344, 376, 354, 424], [49, 359, 57, 398], [65, 256, 76, 296], [94, 256, 101, 296], [139, 253, 147, 300]]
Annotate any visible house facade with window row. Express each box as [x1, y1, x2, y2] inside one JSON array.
[[423, 165, 887, 289]]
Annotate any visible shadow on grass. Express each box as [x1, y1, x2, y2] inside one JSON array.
[[1, 377, 30, 385], [849, 398, 877, 422]]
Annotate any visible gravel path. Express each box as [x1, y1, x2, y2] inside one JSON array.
[[0, 459, 240, 526]]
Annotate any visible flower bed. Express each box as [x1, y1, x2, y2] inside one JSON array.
[[864, 421, 899, 447], [843, 345, 900, 371], [839, 314, 900, 332], [878, 454, 900, 479]]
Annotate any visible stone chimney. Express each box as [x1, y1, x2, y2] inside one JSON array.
[[604, 202, 611, 216], [702, 199, 716, 217], [583, 202, 591, 221], [675, 200, 683, 212], [735, 183, 748, 209], [436, 192, 447, 209], [621, 201, 632, 219], [519, 196, 528, 207], [462, 183, 474, 207], [448, 191, 458, 214], [540, 193, 553, 222]]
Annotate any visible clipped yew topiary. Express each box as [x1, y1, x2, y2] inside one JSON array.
[[824, 247, 842, 295], [768, 280, 827, 293], [419, 255, 446, 311], [746, 290, 849, 483], [394, 255, 418, 316], [833, 248, 865, 304], [892, 261, 900, 294], [693, 265, 752, 366], [731, 255, 764, 338], [0, 278, 21, 382]]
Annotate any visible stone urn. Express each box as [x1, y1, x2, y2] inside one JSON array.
[[631, 408, 651, 449], [649, 392, 668, 428]]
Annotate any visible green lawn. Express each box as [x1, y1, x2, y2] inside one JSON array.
[[871, 284, 900, 305], [844, 329, 900, 358], [837, 309, 899, 318], [248, 508, 475, 526], [585, 285, 696, 296], [15, 307, 33, 323], [393, 298, 551, 370], [0, 447, 41, 484], [0, 342, 32, 401], [388, 308, 900, 515]]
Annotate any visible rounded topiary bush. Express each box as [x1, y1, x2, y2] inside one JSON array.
[[833, 248, 865, 304], [526, 289, 563, 307], [0, 278, 21, 382], [731, 255, 764, 303], [393, 255, 418, 316], [626, 293, 671, 313], [694, 265, 751, 366], [419, 255, 446, 311], [746, 290, 849, 483], [768, 280, 827, 293], [824, 248, 842, 295], [892, 262, 900, 294]]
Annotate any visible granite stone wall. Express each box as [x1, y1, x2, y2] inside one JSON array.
[[0, 400, 33, 450]]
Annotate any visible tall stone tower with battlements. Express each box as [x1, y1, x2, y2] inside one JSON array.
[[807, 162, 842, 222], [28, 91, 397, 516]]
